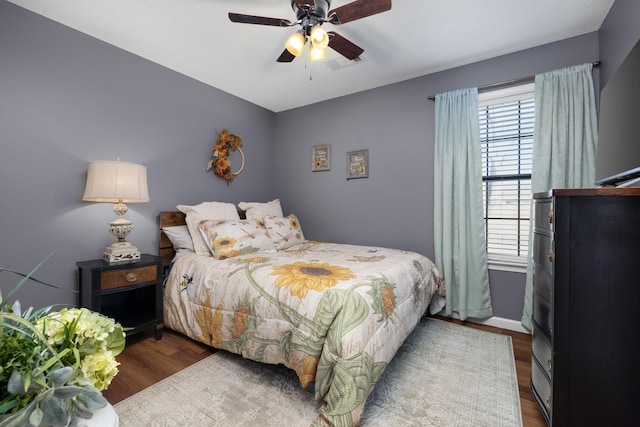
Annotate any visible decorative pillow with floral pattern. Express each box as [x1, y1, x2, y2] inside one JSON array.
[[177, 202, 240, 255], [198, 219, 276, 260], [263, 214, 306, 250]]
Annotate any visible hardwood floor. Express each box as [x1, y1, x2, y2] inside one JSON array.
[[103, 317, 547, 426], [102, 329, 214, 404]]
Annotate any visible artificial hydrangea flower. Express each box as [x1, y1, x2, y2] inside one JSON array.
[[35, 307, 125, 390], [81, 350, 120, 391]]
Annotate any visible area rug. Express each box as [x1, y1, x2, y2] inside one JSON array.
[[114, 318, 522, 426]]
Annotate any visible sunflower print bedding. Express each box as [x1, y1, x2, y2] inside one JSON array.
[[163, 241, 445, 427]]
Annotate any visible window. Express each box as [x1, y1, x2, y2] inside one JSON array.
[[478, 84, 534, 272]]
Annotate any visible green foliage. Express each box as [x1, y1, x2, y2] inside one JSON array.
[[0, 259, 120, 427]]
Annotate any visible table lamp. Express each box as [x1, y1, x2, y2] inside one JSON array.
[[82, 159, 149, 263]]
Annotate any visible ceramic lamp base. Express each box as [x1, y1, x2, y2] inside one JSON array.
[[103, 241, 141, 264]]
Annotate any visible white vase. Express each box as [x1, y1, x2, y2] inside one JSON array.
[[1, 403, 119, 427], [78, 403, 119, 427]]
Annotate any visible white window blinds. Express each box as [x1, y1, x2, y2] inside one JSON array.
[[478, 84, 534, 268]]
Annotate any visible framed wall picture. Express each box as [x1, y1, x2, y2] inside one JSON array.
[[347, 149, 369, 179], [312, 145, 331, 172]]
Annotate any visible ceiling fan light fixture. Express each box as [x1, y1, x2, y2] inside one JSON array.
[[285, 31, 306, 57], [229, 0, 394, 63], [310, 46, 327, 61], [310, 25, 329, 49]]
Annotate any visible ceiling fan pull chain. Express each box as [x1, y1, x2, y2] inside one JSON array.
[[304, 44, 312, 81]]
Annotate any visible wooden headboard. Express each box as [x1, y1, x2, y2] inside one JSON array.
[[159, 211, 187, 268], [159, 210, 247, 268]]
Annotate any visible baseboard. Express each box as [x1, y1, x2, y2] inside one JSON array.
[[437, 311, 530, 334]]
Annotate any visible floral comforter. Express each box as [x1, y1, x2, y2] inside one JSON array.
[[163, 241, 445, 427]]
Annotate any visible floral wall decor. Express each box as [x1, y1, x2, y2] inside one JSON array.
[[207, 128, 244, 184]]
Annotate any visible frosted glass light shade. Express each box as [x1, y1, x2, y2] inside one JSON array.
[[310, 46, 327, 61], [82, 160, 149, 203], [310, 25, 329, 49], [285, 32, 306, 57]]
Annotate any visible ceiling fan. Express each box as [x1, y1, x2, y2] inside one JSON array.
[[228, 0, 392, 63]]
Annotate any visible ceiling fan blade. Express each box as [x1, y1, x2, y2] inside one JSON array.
[[327, 0, 392, 25], [228, 12, 291, 27], [327, 31, 364, 60], [276, 49, 296, 63]]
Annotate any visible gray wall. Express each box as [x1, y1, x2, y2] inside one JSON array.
[[3, 0, 638, 322], [599, 0, 640, 88], [0, 1, 276, 309], [596, 1, 640, 187], [274, 33, 600, 320]]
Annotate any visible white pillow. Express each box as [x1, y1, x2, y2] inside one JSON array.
[[263, 214, 306, 250], [162, 225, 194, 253], [177, 202, 240, 255], [237, 199, 284, 220]]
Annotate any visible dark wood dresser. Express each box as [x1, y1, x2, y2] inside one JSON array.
[[530, 187, 640, 426]]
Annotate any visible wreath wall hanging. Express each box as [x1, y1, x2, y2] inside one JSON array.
[[206, 128, 244, 184]]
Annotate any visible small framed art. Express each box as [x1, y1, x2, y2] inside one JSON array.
[[312, 145, 331, 172], [347, 149, 369, 179]]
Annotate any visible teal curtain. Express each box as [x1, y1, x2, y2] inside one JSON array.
[[434, 88, 493, 321], [521, 63, 598, 330]]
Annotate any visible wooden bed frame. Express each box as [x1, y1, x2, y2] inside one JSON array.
[[159, 211, 187, 268]]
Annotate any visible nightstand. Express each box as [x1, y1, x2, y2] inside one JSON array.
[[77, 254, 163, 340]]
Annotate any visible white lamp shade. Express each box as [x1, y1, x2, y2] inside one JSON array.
[[285, 32, 306, 57], [82, 160, 149, 203], [310, 25, 329, 50]]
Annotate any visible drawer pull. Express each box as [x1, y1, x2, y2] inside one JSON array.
[[547, 249, 554, 263], [547, 358, 552, 373], [125, 273, 138, 282], [548, 211, 553, 224]]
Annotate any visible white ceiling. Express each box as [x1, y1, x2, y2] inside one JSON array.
[[10, 0, 614, 112]]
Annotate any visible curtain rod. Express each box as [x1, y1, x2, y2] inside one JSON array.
[[426, 61, 601, 101]]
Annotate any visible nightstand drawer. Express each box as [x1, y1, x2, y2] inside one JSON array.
[[101, 265, 157, 290]]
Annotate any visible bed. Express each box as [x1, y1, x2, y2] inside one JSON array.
[[159, 201, 445, 427]]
